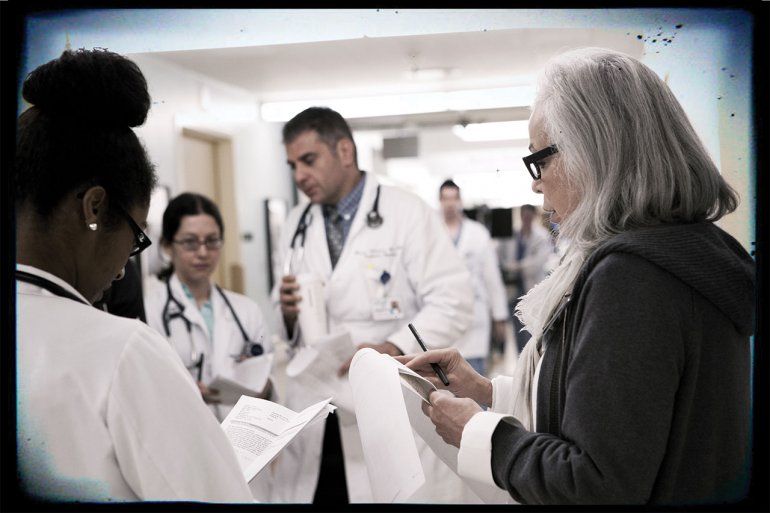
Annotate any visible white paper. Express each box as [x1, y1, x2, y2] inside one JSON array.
[[349, 348, 425, 502], [295, 273, 327, 342], [285, 330, 357, 412], [396, 365, 437, 405], [209, 354, 274, 405], [221, 396, 335, 482], [350, 351, 511, 504]]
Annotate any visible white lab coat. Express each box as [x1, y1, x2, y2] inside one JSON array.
[[144, 274, 275, 499], [144, 274, 273, 414], [269, 172, 475, 503], [450, 219, 509, 360], [16, 264, 253, 502]]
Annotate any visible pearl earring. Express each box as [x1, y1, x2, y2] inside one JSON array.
[[88, 223, 98, 231]]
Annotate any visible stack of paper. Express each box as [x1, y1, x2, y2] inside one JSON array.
[[349, 348, 511, 504], [220, 396, 335, 482]]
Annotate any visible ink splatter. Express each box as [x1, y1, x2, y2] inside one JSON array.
[[675, 24, 683, 29], [652, 39, 657, 43], [731, 113, 735, 117], [718, 96, 722, 100]]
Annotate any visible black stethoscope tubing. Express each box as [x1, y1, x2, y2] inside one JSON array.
[[161, 278, 264, 358], [289, 184, 383, 252], [15, 270, 89, 305]]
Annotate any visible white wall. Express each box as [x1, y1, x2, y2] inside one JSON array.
[[130, 54, 293, 330]]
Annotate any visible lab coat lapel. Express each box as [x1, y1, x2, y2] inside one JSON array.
[[305, 203, 333, 279], [210, 288, 239, 375]]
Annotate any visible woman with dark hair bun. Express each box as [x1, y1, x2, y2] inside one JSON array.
[[15, 49, 253, 502], [144, 192, 274, 423]]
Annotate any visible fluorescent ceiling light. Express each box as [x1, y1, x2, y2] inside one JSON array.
[[403, 67, 455, 81], [260, 85, 534, 122], [452, 120, 530, 142]]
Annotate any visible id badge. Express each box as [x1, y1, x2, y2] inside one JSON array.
[[371, 296, 404, 321]]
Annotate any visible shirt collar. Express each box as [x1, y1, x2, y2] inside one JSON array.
[[180, 281, 211, 307], [326, 172, 366, 220]]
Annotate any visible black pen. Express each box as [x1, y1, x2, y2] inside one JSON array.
[[408, 323, 450, 386]]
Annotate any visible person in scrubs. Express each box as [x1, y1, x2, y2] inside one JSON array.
[[15, 49, 253, 502]]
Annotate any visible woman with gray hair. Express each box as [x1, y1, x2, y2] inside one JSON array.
[[399, 47, 754, 505]]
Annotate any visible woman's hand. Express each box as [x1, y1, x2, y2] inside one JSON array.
[[197, 381, 221, 404], [395, 347, 493, 406], [422, 390, 483, 448]]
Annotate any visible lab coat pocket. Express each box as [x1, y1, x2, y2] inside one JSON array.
[[357, 247, 403, 321]]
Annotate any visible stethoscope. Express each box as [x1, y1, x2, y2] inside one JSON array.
[[15, 270, 89, 305], [283, 184, 383, 275], [161, 278, 264, 373]]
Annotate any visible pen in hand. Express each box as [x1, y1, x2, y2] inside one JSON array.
[[407, 323, 450, 386]]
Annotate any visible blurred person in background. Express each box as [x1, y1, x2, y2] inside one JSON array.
[[498, 204, 554, 353], [439, 179, 509, 375]]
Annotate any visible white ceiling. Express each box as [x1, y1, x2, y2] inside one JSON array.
[[144, 27, 644, 103]]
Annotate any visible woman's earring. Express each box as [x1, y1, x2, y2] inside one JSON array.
[[88, 223, 98, 231]]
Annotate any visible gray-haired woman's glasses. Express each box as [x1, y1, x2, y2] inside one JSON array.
[[522, 144, 558, 180]]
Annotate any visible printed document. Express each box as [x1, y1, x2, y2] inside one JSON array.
[[221, 395, 335, 482], [209, 353, 274, 405]]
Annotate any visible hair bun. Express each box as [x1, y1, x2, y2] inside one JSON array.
[[22, 48, 151, 128]]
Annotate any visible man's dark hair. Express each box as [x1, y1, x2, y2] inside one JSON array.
[[520, 204, 537, 214], [15, 48, 157, 227], [439, 179, 461, 197], [282, 106, 357, 160]]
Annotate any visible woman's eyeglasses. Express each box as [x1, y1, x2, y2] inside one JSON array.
[[118, 207, 152, 256], [173, 237, 224, 252], [76, 190, 152, 257], [522, 144, 558, 180]]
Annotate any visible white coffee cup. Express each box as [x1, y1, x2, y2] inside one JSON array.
[[295, 273, 328, 344]]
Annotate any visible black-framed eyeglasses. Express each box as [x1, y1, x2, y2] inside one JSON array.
[[118, 206, 152, 256], [173, 237, 224, 252], [522, 144, 559, 180], [76, 190, 152, 257]]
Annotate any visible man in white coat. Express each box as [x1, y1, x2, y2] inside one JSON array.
[[270, 107, 474, 503], [438, 179, 509, 376]]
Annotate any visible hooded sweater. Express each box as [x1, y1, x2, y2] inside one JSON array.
[[490, 222, 755, 505]]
